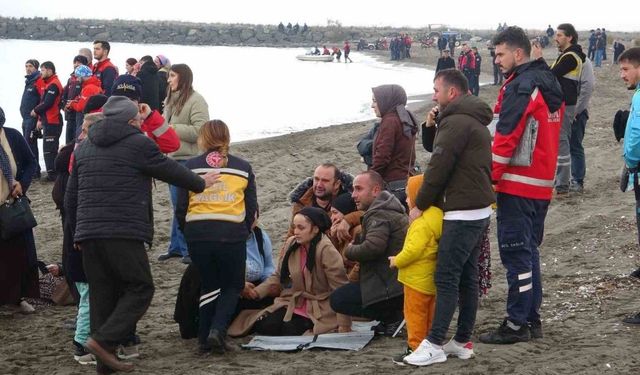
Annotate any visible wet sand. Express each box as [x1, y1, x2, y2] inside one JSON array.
[[1, 43, 640, 374]]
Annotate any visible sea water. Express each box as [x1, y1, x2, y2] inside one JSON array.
[[0, 39, 433, 143]]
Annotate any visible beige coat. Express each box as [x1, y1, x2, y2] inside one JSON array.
[[228, 235, 351, 337], [163, 90, 209, 160]]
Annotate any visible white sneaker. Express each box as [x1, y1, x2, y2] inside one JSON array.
[[443, 339, 475, 359], [403, 339, 447, 366]]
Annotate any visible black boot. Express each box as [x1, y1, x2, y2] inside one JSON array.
[[207, 328, 225, 354], [479, 318, 530, 344], [528, 320, 543, 339]]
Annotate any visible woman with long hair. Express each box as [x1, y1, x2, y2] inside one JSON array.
[[175, 119, 256, 354], [227, 207, 352, 337], [159, 63, 210, 263], [0, 106, 39, 313]]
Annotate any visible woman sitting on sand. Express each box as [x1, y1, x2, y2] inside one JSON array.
[[228, 207, 352, 337]]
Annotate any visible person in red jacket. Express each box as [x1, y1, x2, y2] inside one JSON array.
[[68, 65, 102, 140], [32, 61, 63, 181], [111, 75, 180, 153], [92, 40, 118, 96], [479, 26, 564, 345]]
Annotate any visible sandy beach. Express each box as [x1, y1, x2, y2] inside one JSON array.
[[2, 42, 640, 375]]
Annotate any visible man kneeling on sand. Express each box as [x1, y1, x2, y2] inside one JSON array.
[[330, 171, 407, 336]]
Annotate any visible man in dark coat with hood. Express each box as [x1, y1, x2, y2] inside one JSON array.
[[403, 68, 494, 367], [64, 96, 219, 373], [136, 55, 161, 111]]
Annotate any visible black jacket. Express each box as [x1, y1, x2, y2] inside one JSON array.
[[158, 70, 168, 113], [416, 94, 495, 212], [436, 57, 456, 73], [137, 61, 161, 111], [551, 44, 586, 106], [64, 117, 205, 244], [20, 71, 41, 120]]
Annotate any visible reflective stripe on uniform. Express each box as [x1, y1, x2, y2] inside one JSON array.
[[186, 212, 246, 223], [518, 271, 532, 280], [519, 283, 533, 292], [152, 122, 171, 137], [502, 173, 555, 187], [493, 153, 511, 164], [192, 167, 249, 178]]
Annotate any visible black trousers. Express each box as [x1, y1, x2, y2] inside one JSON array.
[[253, 307, 313, 336], [188, 240, 245, 344], [330, 282, 403, 324], [43, 122, 62, 177], [81, 239, 154, 347]]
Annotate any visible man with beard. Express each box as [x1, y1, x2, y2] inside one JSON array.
[[92, 40, 118, 96], [618, 48, 640, 320], [479, 26, 564, 344], [286, 163, 354, 238], [542, 23, 585, 195]]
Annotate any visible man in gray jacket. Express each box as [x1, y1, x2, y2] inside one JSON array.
[[330, 170, 407, 336], [569, 57, 595, 193]]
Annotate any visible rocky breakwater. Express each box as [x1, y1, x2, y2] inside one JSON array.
[[0, 17, 425, 47]]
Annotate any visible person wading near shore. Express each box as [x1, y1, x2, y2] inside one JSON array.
[[32, 61, 63, 182], [479, 26, 564, 344], [92, 40, 118, 96], [64, 96, 219, 373], [330, 171, 407, 337], [370, 84, 419, 207], [403, 68, 494, 367], [617, 48, 640, 325]]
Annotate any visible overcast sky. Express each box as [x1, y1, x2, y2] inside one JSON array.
[[0, 0, 637, 32]]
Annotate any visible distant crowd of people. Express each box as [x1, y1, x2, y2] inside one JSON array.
[[2, 21, 640, 374]]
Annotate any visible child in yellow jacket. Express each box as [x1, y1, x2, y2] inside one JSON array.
[[388, 174, 443, 364]]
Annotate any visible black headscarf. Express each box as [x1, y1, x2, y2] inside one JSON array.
[[372, 84, 418, 138], [280, 207, 331, 284]]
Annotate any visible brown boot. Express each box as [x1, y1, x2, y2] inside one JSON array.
[[85, 338, 134, 373]]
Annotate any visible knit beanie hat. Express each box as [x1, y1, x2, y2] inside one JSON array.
[[298, 207, 332, 233], [406, 174, 424, 209], [102, 96, 139, 123], [156, 54, 170, 67], [332, 193, 356, 215], [74, 65, 92, 78], [111, 75, 142, 101], [83, 94, 108, 114], [25, 59, 40, 69]]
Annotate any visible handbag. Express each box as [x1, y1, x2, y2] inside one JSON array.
[[0, 194, 38, 240]]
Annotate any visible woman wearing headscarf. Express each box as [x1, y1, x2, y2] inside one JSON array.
[[228, 207, 352, 337], [0, 106, 39, 313], [370, 84, 419, 205]]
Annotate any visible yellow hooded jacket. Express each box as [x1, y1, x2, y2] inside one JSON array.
[[394, 206, 443, 295]]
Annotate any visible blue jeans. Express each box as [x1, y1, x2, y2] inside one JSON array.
[[168, 160, 188, 256], [570, 109, 588, 186], [595, 49, 603, 67], [496, 193, 549, 326], [427, 217, 489, 345]]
